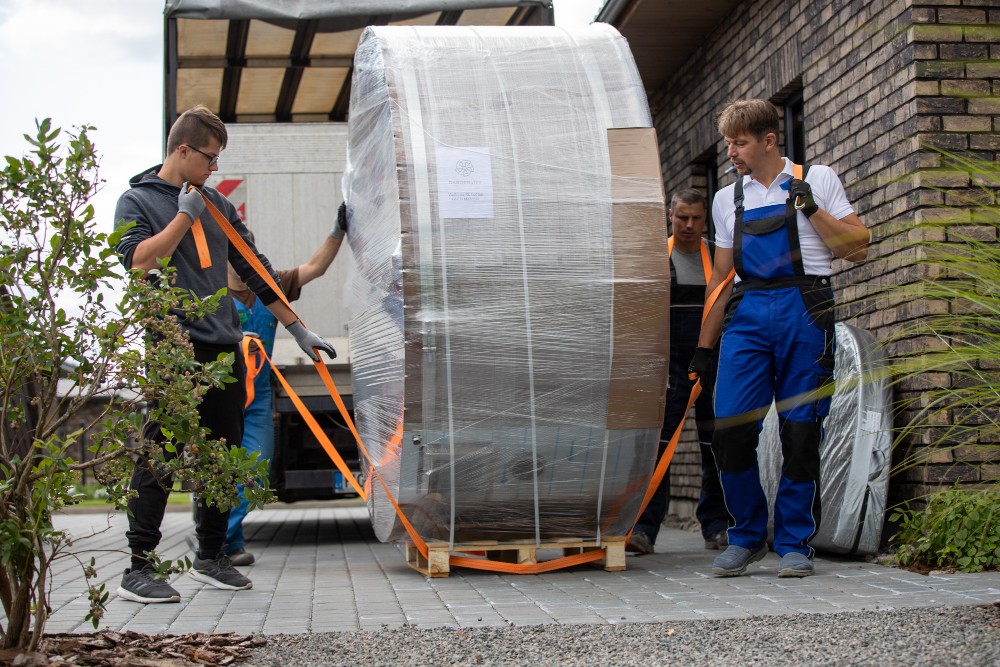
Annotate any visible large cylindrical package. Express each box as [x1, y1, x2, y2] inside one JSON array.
[[760, 323, 892, 555], [342, 24, 669, 546]]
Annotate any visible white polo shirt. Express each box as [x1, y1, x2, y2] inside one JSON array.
[[712, 158, 854, 278]]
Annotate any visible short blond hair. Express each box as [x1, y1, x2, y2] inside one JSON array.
[[166, 105, 227, 154], [717, 99, 780, 140]]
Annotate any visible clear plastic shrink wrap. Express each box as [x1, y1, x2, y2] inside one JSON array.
[[342, 24, 669, 545], [760, 323, 892, 555]]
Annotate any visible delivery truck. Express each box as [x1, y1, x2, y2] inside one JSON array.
[[163, 0, 554, 502]]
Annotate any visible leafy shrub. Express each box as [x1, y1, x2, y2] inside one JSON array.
[[890, 486, 1000, 572]]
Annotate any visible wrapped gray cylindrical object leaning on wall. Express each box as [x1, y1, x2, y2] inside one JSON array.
[[760, 323, 892, 555], [342, 24, 671, 545]]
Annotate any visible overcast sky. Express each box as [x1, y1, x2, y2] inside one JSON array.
[[0, 0, 605, 234]]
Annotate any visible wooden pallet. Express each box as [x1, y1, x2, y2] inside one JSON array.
[[404, 537, 627, 577]]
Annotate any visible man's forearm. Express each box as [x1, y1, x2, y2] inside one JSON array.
[[298, 235, 343, 285], [128, 214, 194, 273], [265, 299, 298, 327], [810, 211, 869, 262]]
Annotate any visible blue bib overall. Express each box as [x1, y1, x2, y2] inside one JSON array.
[[226, 297, 279, 553], [713, 169, 835, 558]]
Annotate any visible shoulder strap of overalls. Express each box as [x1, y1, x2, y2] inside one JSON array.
[[785, 163, 810, 276], [732, 176, 746, 278]]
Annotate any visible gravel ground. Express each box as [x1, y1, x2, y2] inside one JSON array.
[[243, 604, 1000, 667]]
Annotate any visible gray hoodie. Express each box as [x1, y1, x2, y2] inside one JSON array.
[[115, 165, 281, 346]]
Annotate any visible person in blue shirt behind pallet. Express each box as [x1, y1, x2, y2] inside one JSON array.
[[689, 99, 869, 578], [627, 188, 731, 556], [220, 204, 348, 566]]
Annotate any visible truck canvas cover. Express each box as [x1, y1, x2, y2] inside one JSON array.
[[163, 0, 553, 133]]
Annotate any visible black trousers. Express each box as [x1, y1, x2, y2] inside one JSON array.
[[126, 342, 246, 562]]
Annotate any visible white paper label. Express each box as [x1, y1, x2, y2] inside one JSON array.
[[862, 410, 880, 433], [436, 147, 493, 219]]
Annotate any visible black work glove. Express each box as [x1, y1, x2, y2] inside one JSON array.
[[688, 347, 713, 382], [788, 178, 818, 217], [335, 201, 349, 235]]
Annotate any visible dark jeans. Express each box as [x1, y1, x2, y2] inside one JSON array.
[[634, 308, 731, 542], [126, 341, 246, 563]]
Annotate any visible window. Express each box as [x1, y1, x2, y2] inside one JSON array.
[[781, 86, 806, 165]]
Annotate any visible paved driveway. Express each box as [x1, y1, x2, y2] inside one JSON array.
[[37, 504, 1000, 636]]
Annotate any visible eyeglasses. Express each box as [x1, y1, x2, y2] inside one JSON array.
[[184, 144, 220, 167]]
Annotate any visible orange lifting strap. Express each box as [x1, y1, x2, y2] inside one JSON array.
[[623, 249, 734, 542], [190, 184, 725, 573], [241, 334, 264, 409]]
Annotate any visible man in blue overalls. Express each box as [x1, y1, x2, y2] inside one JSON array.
[[222, 205, 348, 565], [689, 99, 869, 577]]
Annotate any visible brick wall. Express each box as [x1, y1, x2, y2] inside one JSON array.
[[646, 0, 1000, 518]]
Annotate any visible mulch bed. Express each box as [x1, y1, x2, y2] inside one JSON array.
[[0, 631, 265, 666]]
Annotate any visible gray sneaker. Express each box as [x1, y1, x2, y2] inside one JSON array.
[[226, 547, 256, 566], [778, 551, 815, 577], [190, 554, 253, 590], [117, 566, 181, 604], [712, 542, 768, 576]]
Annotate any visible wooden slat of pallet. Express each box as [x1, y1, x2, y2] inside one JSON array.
[[404, 537, 627, 577]]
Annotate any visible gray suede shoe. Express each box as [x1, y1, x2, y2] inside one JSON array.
[[625, 532, 655, 555], [712, 543, 768, 576], [226, 547, 256, 566], [778, 551, 815, 577]]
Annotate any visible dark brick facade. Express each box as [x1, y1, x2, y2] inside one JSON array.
[[646, 0, 1000, 517]]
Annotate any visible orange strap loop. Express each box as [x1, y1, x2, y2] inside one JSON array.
[[450, 549, 606, 574], [193, 184, 652, 572], [192, 185, 294, 313], [190, 186, 433, 558], [626, 236, 736, 539], [189, 218, 212, 269], [241, 334, 264, 409]]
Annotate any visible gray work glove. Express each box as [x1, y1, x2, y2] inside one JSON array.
[[177, 182, 207, 223], [286, 320, 337, 362]]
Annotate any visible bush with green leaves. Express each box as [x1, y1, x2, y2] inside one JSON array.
[[879, 150, 1000, 572], [0, 121, 269, 650], [890, 486, 1000, 572]]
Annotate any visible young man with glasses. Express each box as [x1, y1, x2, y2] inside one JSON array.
[[113, 104, 336, 603]]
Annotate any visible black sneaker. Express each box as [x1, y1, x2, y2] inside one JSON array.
[[116, 566, 181, 603], [190, 553, 253, 590], [226, 547, 255, 566]]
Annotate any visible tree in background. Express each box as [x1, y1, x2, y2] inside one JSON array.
[[0, 121, 267, 650]]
